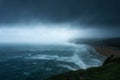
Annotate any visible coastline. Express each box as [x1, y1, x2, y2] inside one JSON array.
[[95, 46, 120, 59], [46, 46, 120, 80], [46, 38, 120, 80]]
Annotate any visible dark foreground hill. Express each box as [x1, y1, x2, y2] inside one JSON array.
[[46, 58, 120, 80]]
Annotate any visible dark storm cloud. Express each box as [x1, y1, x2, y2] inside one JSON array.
[[0, 0, 120, 27]]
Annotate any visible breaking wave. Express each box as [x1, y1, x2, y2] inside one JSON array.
[[25, 44, 105, 70]]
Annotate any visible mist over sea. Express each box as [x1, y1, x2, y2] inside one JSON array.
[[0, 44, 105, 80]]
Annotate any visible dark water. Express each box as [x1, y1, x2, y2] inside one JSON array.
[[0, 44, 106, 80]]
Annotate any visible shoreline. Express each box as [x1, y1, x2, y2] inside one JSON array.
[[47, 46, 120, 80], [95, 46, 120, 59]]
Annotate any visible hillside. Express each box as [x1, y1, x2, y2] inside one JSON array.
[[47, 58, 120, 80]]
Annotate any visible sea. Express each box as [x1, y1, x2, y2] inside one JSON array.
[[0, 44, 106, 80]]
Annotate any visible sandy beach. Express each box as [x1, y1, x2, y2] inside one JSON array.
[[95, 47, 120, 59]]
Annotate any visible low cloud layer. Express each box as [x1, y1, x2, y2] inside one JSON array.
[[0, 0, 119, 39]]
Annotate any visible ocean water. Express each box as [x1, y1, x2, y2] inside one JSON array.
[[0, 44, 106, 80]]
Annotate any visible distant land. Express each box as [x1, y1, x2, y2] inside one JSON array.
[[72, 38, 120, 48]]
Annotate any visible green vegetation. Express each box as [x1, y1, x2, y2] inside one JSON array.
[[47, 58, 120, 80]]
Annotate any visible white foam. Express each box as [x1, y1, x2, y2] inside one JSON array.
[[27, 55, 59, 60], [25, 53, 86, 69], [71, 54, 86, 69], [24, 44, 104, 70], [58, 64, 77, 71]]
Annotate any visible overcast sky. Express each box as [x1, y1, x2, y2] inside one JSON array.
[[0, 0, 119, 27], [0, 0, 120, 42]]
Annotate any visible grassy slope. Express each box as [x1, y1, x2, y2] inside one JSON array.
[[47, 58, 120, 80]]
